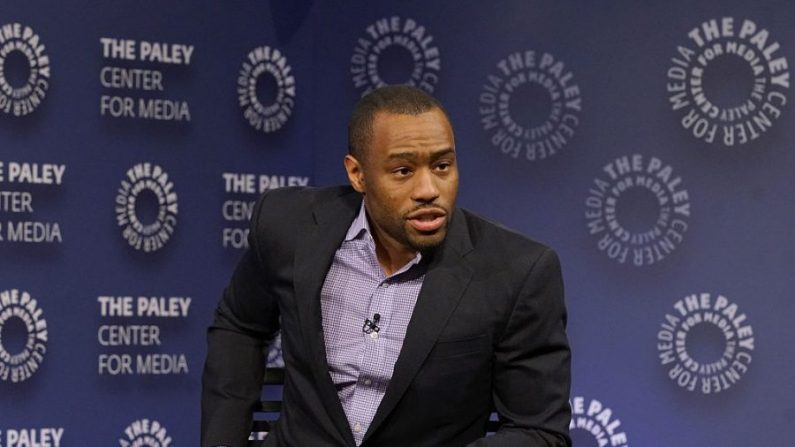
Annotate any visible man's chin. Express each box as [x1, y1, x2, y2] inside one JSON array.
[[408, 230, 447, 252]]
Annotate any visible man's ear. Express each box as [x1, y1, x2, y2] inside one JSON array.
[[344, 154, 366, 194]]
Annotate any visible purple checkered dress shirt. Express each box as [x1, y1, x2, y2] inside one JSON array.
[[320, 202, 425, 445]]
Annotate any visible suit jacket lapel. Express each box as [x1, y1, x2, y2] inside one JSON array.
[[363, 208, 474, 441], [293, 187, 360, 447]]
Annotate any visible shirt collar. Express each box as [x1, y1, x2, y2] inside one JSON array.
[[344, 200, 371, 242], [344, 200, 424, 270]]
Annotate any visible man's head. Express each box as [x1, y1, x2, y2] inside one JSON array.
[[344, 85, 458, 261], [348, 85, 451, 162]]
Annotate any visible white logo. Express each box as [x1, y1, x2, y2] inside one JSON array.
[[350, 16, 441, 96], [585, 154, 690, 266], [238, 46, 296, 133], [115, 163, 178, 252], [1, 428, 64, 447], [667, 17, 789, 145], [479, 50, 581, 162], [0, 289, 48, 383], [658, 293, 754, 394], [569, 396, 629, 447], [119, 419, 172, 447], [0, 23, 51, 116]]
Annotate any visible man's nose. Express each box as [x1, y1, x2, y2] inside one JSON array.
[[411, 169, 440, 203]]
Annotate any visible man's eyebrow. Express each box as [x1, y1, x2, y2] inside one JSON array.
[[387, 148, 455, 161], [429, 148, 455, 161]]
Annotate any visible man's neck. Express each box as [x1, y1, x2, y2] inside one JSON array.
[[372, 237, 417, 276]]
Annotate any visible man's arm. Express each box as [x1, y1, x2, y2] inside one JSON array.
[[469, 248, 572, 447], [201, 194, 281, 447]]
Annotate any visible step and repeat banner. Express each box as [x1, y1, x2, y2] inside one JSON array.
[[2, 0, 794, 445]]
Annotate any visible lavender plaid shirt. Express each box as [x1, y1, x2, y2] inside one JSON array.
[[320, 202, 426, 445]]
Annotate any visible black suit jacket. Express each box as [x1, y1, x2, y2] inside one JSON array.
[[202, 186, 571, 447]]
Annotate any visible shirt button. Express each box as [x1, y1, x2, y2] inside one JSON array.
[[364, 379, 372, 386], [353, 422, 362, 433], [380, 283, 389, 288], [370, 331, 379, 340]]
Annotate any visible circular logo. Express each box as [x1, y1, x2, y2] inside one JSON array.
[[115, 163, 178, 253], [585, 154, 691, 266], [119, 419, 172, 447], [658, 293, 755, 394], [667, 17, 789, 145], [0, 289, 48, 383], [238, 45, 296, 133], [479, 50, 581, 162], [350, 16, 441, 96], [569, 396, 629, 447], [0, 23, 51, 116]]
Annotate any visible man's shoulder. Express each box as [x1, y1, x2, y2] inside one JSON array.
[[254, 185, 356, 214], [260, 185, 355, 204], [456, 207, 553, 260], [248, 185, 359, 250], [250, 185, 358, 229]]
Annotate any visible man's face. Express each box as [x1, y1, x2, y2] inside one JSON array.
[[345, 108, 458, 254]]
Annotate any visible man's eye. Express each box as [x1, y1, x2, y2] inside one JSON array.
[[436, 162, 451, 171], [393, 167, 412, 176]]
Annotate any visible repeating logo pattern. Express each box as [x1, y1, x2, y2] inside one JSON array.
[[0, 289, 47, 383], [479, 50, 581, 162], [585, 154, 691, 266], [658, 293, 755, 394], [2, 6, 791, 447], [0, 23, 50, 116], [238, 45, 296, 133], [118, 419, 172, 447], [667, 17, 789, 145], [569, 396, 629, 447], [350, 16, 441, 96], [115, 163, 178, 253]]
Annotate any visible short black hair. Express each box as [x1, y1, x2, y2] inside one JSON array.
[[348, 85, 450, 161]]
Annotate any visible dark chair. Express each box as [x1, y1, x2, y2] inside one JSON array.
[[248, 367, 285, 447], [485, 413, 503, 434]]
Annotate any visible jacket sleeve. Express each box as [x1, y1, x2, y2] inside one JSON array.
[[201, 193, 281, 447], [468, 248, 572, 447]]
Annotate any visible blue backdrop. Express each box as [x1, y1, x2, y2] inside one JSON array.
[[1, 1, 794, 445]]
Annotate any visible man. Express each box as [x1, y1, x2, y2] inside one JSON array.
[[202, 85, 571, 446]]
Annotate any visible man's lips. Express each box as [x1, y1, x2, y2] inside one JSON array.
[[406, 208, 447, 232]]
